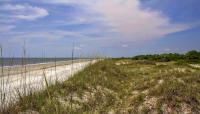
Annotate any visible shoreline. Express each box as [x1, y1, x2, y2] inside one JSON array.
[[0, 60, 96, 108], [0, 59, 91, 76], [0, 59, 90, 67]]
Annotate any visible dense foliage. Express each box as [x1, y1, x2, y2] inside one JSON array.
[[132, 50, 200, 62]]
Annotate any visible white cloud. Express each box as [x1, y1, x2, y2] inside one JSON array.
[[0, 0, 193, 56], [44, 0, 190, 41], [32, 30, 85, 40], [43, 0, 93, 6], [0, 4, 48, 21], [92, 0, 190, 41], [53, 17, 93, 25], [1, 30, 88, 43], [122, 44, 128, 48]]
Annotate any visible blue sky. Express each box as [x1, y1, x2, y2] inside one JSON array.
[[0, 0, 200, 57]]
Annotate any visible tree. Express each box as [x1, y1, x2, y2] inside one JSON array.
[[185, 50, 200, 60], [132, 50, 200, 62]]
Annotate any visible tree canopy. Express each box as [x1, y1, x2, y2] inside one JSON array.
[[132, 50, 200, 62]]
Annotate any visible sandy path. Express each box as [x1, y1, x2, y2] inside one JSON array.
[[0, 60, 95, 108]]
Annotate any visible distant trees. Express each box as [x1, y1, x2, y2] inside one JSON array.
[[185, 50, 200, 60], [132, 50, 200, 63]]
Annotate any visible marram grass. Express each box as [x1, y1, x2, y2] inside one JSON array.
[[3, 59, 200, 114]]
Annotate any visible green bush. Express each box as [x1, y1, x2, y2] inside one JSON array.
[[132, 50, 200, 63]]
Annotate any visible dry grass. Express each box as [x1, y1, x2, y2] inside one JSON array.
[[1, 59, 200, 114]]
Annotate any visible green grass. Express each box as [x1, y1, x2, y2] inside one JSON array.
[[4, 59, 200, 114]]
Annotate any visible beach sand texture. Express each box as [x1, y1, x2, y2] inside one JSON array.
[[0, 60, 95, 108]]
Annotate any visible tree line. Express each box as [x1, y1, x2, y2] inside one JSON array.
[[132, 50, 200, 63]]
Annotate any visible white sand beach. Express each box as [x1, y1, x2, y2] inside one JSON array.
[[0, 60, 95, 108]]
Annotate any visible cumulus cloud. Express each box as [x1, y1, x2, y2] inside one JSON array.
[[0, 0, 194, 57], [0, 4, 48, 21], [92, 0, 190, 41], [44, 0, 190, 41]]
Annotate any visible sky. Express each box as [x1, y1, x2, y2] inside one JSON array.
[[0, 0, 200, 57]]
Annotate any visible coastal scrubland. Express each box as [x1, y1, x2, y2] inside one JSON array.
[[4, 58, 200, 114]]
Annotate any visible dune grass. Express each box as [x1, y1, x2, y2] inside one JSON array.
[[3, 59, 200, 114]]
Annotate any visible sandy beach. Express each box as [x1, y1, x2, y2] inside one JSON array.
[[0, 60, 95, 108], [0, 59, 90, 76]]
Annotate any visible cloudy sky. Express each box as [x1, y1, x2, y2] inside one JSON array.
[[0, 0, 200, 57]]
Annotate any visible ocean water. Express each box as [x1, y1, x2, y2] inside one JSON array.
[[0, 58, 74, 66]]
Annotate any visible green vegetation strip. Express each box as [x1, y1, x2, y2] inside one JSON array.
[[5, 59, 200, 114]]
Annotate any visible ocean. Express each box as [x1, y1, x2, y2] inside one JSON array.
[[0, 58, 74, 66]]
